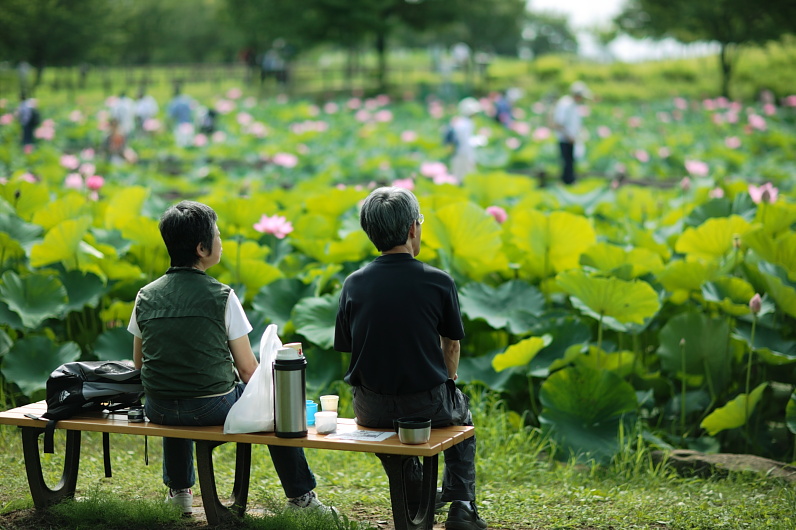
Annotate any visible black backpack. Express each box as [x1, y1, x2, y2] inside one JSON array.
[[42, 360, 144, 456]]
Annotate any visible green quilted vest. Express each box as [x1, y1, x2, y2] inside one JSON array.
[[136, 267, 234, 399]]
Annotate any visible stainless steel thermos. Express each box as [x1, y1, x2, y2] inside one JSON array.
[[274, 342, 307, 438]]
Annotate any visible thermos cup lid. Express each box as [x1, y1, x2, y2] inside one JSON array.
[[276, 346, 303, 361]]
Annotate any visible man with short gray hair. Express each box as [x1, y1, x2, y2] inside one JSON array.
[[334, 187, 486, 530]]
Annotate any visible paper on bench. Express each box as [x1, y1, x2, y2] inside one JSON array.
[[325, 430, 396, 442]]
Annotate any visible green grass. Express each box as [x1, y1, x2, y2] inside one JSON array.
[[1, 389, 794, 529]]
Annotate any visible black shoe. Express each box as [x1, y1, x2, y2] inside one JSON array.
[[445, 501, 487, 530]]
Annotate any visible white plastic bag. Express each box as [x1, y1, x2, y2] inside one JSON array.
[[223, 324, 281, 434]]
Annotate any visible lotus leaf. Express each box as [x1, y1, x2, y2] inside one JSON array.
[[755, 201, 796, 236], [685, 195, 756, 226], [458, 353, 523, 392], [252, 278, 315, 330], [657, 311, 732, 395], [100, 300, 135, 326], [218, 241, 282, 297], [459, 280, 545, 330], [576, 347, 637, 377], [0, 270, 67, 329], [701, 277, 756, 316], [422, 202, 508, 281], [508, 210, 596, 280], [0, 232, 26, 264], [1, 336, 81, 395], [757, 261, 796, 319], [556, 269, 660, 329], [492, 335, 553, 372], [700, 383, 767, 436], [29, 216, 100, 269], [743, 228, 796, 281], [61, 270, 107, 312], [0, 300, 23, 329], [93, 328, 135, 361], [674, 215, 753, 261], [550, 184, 613, 216], [657, 260, 718, 304], [0, 213, 42, 247], [321, 231, 373, 264], [787, 391, 796, 435], [0, 329, 11, 358], [103, 186, 149, 230], [596, 186, 665, 224], [528, 316, 591, 378], [463, 172, 535, 206], [31, 193, 90, 231], [304, 187, 367, 218], [539, 364, 637, 463], [293, 294, 339, 350], [580, 243, 664, 278], [1, 180, 50, 221], [733, 323, 796, 366]]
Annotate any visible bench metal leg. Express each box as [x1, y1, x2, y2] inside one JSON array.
[[380, 453, 439, 530], [195, 440, 251, 526], [20, 427, 81, 508]]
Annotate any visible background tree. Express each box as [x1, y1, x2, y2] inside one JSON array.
[[522, 12, 578, 59], [0, 0, 111, 88], [615, 0, 796, 98]]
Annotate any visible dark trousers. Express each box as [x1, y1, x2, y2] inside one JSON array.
[[559, 141, 575, 185], [352, 380, 476, 501]]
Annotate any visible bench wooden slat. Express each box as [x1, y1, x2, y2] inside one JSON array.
[[0, 401, 473, 457]]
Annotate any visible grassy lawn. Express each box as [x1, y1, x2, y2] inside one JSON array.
[[1, 391, 794, 529]]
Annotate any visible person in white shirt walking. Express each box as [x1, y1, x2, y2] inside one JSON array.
[[552, 81, 591, 185]]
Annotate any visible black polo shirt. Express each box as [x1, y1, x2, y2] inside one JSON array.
[[334, 253, 465, 395]]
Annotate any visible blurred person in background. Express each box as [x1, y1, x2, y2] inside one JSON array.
[[552, 81, 591, 185]]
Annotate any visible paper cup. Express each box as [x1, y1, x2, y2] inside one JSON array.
[[315, 411, 337, 434], [320, 395, 339, 412]]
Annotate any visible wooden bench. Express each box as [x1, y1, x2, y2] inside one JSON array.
[[0, 401, 474, 530]]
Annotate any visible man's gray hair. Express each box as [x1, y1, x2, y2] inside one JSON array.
[[360, 187, 420, 251]]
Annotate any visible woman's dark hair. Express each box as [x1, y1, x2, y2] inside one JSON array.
[[159, 200, 217, 267], [360, 187, 420, 251]]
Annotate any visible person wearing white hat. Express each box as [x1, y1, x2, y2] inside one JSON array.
[[552, 81, 591, 184], [447, 97, 481, 179]]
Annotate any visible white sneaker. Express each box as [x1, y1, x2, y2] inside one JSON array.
[[165, 488, 193, 516], [285, 490, 338, 516]]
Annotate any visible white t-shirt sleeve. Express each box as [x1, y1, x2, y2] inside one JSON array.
[[127, 290, 253, 341], [226, 290, 253, 340]]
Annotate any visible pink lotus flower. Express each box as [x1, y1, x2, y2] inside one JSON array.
[[69, 110, 83, 122], [627, 116, 642, 128], [597, 126, 611, 138], [237, 112, 253, 126], [510, 121, 530, 136], [763, 103, 776, 116], [634, 150, 649, 163], [703, 99, 716, 111], [748, 182, 778, 204], [658, 147, 670, 158], [272, 153, 298, 168], [253, 214, 293, 239], [531, 102, 546, 114], [79, 163, 96, 177], [486, 206, 508, 224], [420, 161, 448, 177], [86, 175, 105, 191], [211, 131, 227, 143], [0, 113, 13, 125], [355, 109, 371, 122], [248, 122, 268, 137], [673, 97, 688, 110], [64, 173, 83, 189], [60, 154, 80, 170], [532, 127, 551, 141], [433, 173, 459, 185], [709, 187, 725, 199], [34, 124, 55, 140], [748, 114, 766, 131], [226, 88, 242, 99], [81, 148, 95, 160], [376, 94, 390, 106], [323, 102, 339, 114], [428, 101, 444, 119], [193, 134, 208, 147], [374, 110, 393, 123], [401, 130, 418, 143], [724, 136, 741, 149], [784, 95, 796, 107], [685, 160, 709, 177], [347, 98, 362, 110], [143, 118, 161, 132], [725, 111, 739, 124], [680, 177, 691, 192], [392, 178, 415, 190], [21, 172, 37, 182], [505, 137, 520, 150], [215, 99, 235, 114], [23, 144, 33, 154]]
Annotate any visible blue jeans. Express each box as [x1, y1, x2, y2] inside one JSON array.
[[144, 382, 316, 497]]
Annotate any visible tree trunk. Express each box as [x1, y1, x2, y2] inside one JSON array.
[[375, 30, 387, 94], [718, 42, 734, 99]]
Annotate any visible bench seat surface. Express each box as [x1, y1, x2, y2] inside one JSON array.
[[0, 401, 473, 457]]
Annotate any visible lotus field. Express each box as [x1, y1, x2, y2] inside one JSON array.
[[1, 89, 795, 465]]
